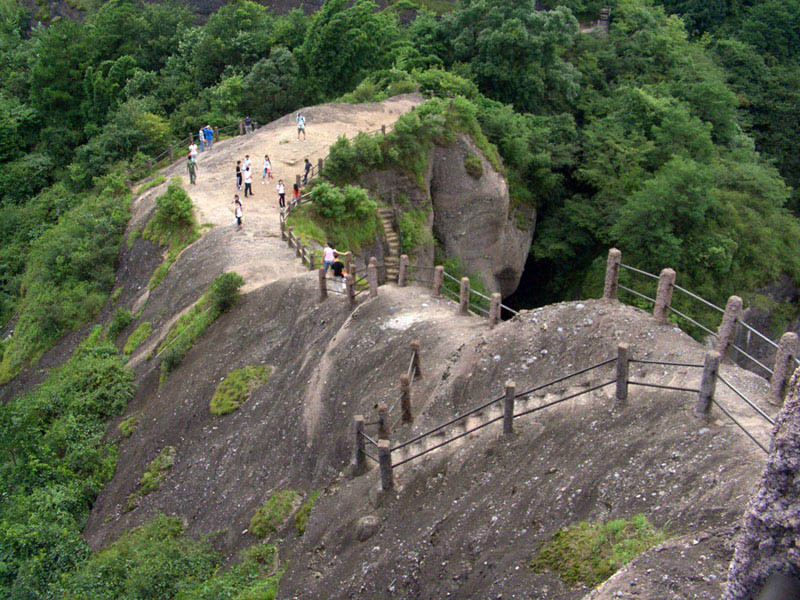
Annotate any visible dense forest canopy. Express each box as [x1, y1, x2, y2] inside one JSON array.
[[0, 1, 799, 593]]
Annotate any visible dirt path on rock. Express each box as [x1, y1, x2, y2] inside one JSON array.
[[156, 94, 423, 293]]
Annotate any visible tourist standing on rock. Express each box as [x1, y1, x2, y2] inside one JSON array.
[[303, 157, 312, 185], [243, 167, 253, 198], [244, 115, 253, 134], [233, 195, 243, 231], [262, 155, 272, 183], [243, 154, 251, 171], [235, 160, 242, 190], [296, 112, 306, 141], [331, 252, 346, 292], [292, 183, 300, 206], [277, 179, 285, 208], [186, 154, 198, 185], [204, 125, 214, 150], [198, 128, 205, 152], [189, 141, 198, 162]]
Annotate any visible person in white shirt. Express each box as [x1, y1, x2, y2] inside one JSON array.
[[189, 142, 198, 161], [243, 154, 251, 170], [243, 168, 253, 197], [296, 113, 306, 141], [277, 179, 285, 208], [232, 195, 243, 230], [262, 155, 272, 183]]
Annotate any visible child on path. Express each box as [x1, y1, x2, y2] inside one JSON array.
[[331, 253, 346, 292], [292, 183, 300, 206], [276, 179, 285, 208], [243, 154, 251, 171], [186, 154, 198, 184], [262, 155, 272, 183], [236, 161, 242, 190], [296, 113, 306, 141], [233, 195, 243, 231]]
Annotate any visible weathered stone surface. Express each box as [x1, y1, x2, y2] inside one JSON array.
[[355, 515, 380, 541], [725, 366, 800, 599]]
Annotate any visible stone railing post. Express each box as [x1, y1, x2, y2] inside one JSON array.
[[653, 268, 676, 323], [377, 403, 390, 440], [238, 120, 244, 135], [344, 253, 352, 276], [317, 157, 324, 174], [411, 340, 422, 378], [459, 277, 470, 315], [169, 145, 174, 162], [400, 374, 412, 423], [432, 266, 443, 298], [287, 227, 294, 248], [503, 381, 515, 435], [489, 293, 501, 329], [296, 241, 302, 258], [318, 268, 327, 301], [351, 415, 366, 476], [616, 343, 629, 407], [715, 296, 743, 358], [308, 251, 315, 270], [345, 274, 356, 307], [696, 351, 721, 418], [398, 255, 409, 287], [381, 124, 386, 135], [378, 440, 393, 491], [769, 332, 799, 405], [603, 248, 622, 300], [368, 260, 378, 298], [280, 215, 286, 240], [147, 158, 152, 170]]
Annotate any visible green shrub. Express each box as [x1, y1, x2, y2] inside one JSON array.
[[127, 446, 176, 509], [118, 414, 139, 438], [287, 203, 379, 255], [111, 286, 123, 304], [123, 321, 152, 355], [250, 490, 297, 538], [210, 365, 271, 416], [295, 491, 320, 536], [136, 175, 166, 195], [399, 209, 433, 257], [158, 273, 244, 382], [531, 515, 668, 588], [107, 308, 132, 339], [464, 153, 483, 179], [0, 336, 134, 596]]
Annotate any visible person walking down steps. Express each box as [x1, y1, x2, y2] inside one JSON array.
[[331, 252, 346, 293], [186, 153, 198, 184], [232, 195, 243, 231]]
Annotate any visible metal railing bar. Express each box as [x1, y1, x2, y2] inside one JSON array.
[[514, 380, 615, 419], [392, 415, 504, 468], [620, 263, 660, 280], [730, 344, 774, 376], [407, 265, 438, 271], [442, 271, 461, 284], [391, 392, 506, 452], [500, 304, 520, 316], [514, 358, 617, 399], [360, 431, 379, 447], [711, 398, 768, 453], [469, 287, 493, 302], [717, 374, 775, 425], [628, 381, 700, 394], [666, 305, 719, 339], [671, 283, 725, 314], [364, 450, 378, 463], [618, 284, 656, 304], [737, 320, 780, 351], [629, 359, 705, 368], [407, 354, 415, 380]]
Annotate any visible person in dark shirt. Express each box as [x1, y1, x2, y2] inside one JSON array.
[[303, 157, 312, 185], [235, 160, 242, 190], [331, 253, 346, 292]]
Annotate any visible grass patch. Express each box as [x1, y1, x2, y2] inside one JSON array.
[[135, 174, 166, 195], [287, 203, 379, 255], [464, 153, 483, 179], [157, 272, 244, 383], [209, 365, 271, 416], [295, 490, 320, 536], [250, 490, 298, 538], [142, 178, 200, 290], [111, 286, 123, 304], [530, 514, 668, 588], [123, 321, 151, 355], [127, 446, 176, 509], [106, 308, 132, 340], [118, 414, 139, 438]]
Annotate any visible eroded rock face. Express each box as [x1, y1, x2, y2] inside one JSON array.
[[725, 366, 800, 599], [431, 136, 534, 297]]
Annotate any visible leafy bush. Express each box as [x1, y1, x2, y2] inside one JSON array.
[[127, 446, 176, 509], [288, 197, 379, 254], [107, 308, 132, 339], [295, 491, 320, 536], [399, 209, 433, 257], [123, 321, 152, 355], [531, 515, 668, 587], [464, 153, 483, 179], [0, 336, 134, 596], [158, 273, 244, 382], [250, 490, 298, 538], [210, 365, 271, 416], [118, 414, 140, 438], [136, 175, 166, 195]]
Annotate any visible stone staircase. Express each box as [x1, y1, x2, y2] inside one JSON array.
[[378, 207, 400, 282]]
